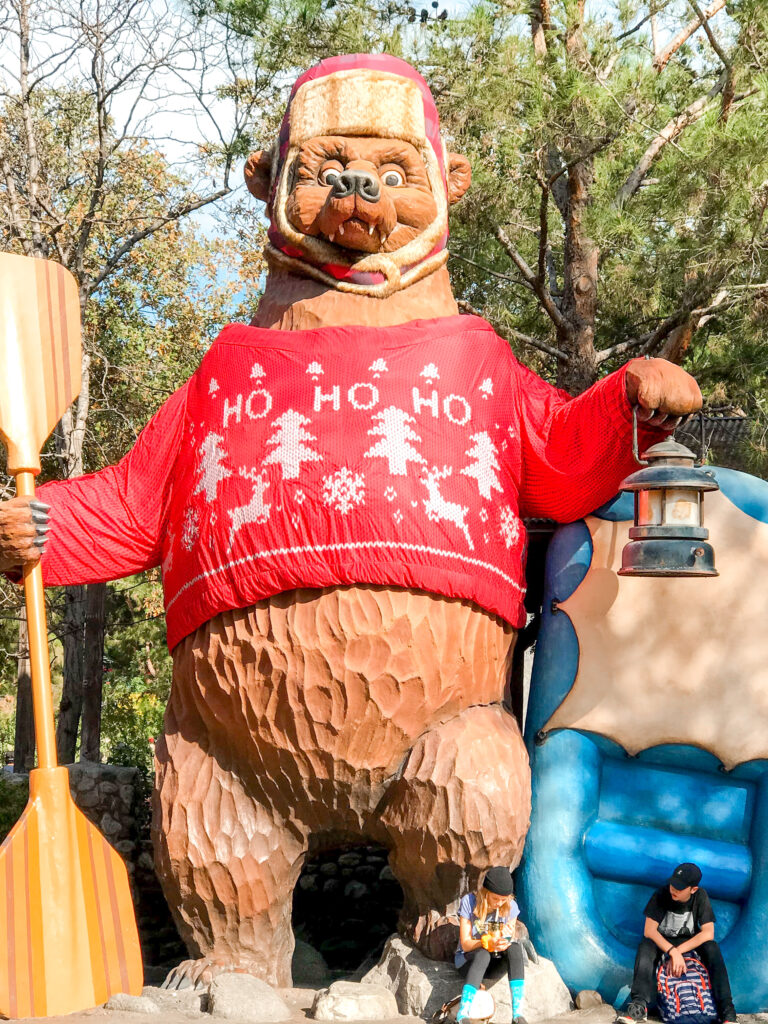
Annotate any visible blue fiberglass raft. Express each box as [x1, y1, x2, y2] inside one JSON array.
[[519, 468, 768, 1010]]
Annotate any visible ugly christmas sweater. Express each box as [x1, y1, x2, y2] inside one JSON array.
[[37, 314, 659, 650]]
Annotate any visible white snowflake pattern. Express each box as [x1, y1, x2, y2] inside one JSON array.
[[479, 378, 493, 398], [250, 362, 266, 379], [384, 486, 397, 502], [306, 361, 324, 380], [484, 532, 490, 544], [420, 362, 440, 384], [181, 507, 200, 552], [479, 507, 489, 523], [499, 506, 521, 549], [322, 468, 365, 515], [208, 378, 220, 396], [193, 433, 232, 503], [507, 425, 516, 439], [291, 513, 300, 528], [369, 358, 388, 377], [294, 489, 307, 505], [393, 509, 403, 524], [411, 500, 418, 508]]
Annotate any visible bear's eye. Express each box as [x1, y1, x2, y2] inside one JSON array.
[[382, 169, 405, 187], [320, 166, 342, 186]]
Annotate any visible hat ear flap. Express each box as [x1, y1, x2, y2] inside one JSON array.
[[245, 148, 274, 203], [447, 152, 471, 205]]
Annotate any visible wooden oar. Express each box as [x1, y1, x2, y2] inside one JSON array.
[[0, 252, 143, 1018]]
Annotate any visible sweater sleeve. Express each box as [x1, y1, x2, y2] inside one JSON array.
[[515, 358, 670, 522], [36, 382, 189, 586]]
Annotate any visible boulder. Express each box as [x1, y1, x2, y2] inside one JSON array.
[[104, 993, 160, 1014], [293, 939, 333, 988], [208, 973, 292, 1022], [310, 980, 399, 1020], [575, 990, 604, 1009], [142, 985, 207, 1014], [362, 935, 573, 1023]]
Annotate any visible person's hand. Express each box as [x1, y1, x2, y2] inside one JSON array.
[[493, 937, 512, 952], [0, 497, 49, 572], [625, 357, 702, 429], [668, 947, 686, 977]]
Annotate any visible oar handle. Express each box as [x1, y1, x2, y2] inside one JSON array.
[[15, 471, 58, 771]]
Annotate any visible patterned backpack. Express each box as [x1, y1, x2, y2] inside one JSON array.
[[656, 952, 717, 1024]]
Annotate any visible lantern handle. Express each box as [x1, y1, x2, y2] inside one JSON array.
[[631, 405, 650, 466]]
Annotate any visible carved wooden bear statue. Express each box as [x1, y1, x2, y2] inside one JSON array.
[[0, 54, 702, 988]]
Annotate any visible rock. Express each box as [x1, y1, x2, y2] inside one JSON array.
[[105, 993, 160, 1014], [320, 862, 338, 876], [576, 990, 604, 1009], [142, 985, 207, 1014], [293, 939, 333, 988], [338, 852, 362, 867], [379, 865, 396, 882], [344, 880, 368, 899], [300, 874, 319, 892], [208, 973, 292, 1021], [310, 980, 399, 1020], [323, 878, 341, 893], [362, 935, 573, 1023]]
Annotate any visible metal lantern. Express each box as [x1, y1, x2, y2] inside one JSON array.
[[618, 412, 719, 578]]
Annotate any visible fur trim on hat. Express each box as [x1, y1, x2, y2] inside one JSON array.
[[288, 69, 427, 151]]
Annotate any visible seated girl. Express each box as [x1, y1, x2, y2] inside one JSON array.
[[455, 867, 526, 1024]]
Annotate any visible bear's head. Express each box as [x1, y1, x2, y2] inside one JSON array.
[[245, 54, 471, 299]]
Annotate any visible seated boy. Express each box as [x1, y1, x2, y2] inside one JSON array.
[[616, 862, 737, 1024]]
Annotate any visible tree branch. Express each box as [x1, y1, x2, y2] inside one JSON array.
[[616, 71, 727, 206], [496, 226, 570, 333], [653, 0, 726, 71]]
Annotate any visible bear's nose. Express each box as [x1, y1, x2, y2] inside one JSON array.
[[331, 170, 381, 203]]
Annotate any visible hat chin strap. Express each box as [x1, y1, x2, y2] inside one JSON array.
[[267, 141, 449, 300]]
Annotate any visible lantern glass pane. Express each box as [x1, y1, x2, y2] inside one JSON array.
[[637, 489, 663, 526], [663, 487, 700, 527]]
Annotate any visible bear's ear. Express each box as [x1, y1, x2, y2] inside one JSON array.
[[447, 152, 471, 205], [244, 149, 273, 202]]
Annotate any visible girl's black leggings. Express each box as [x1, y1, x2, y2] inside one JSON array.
[[458, 943, 525, 989]]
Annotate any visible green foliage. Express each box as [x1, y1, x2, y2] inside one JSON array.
[[0, 777, 29, 844]]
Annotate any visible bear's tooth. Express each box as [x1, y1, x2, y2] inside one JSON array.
[[330, 233, 335, 242], [368, 224, 375, 235], [338, 224, 344, 236]]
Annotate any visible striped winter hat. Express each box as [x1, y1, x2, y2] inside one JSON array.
[[267, 53, 451, 297]]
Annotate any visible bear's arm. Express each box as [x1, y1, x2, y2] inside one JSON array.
[[35, 382, 190, 586], [515, 358, 669, 523]]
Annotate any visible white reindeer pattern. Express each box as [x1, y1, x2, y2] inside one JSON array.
[[228, 468, 272, 550], [420, 465, 474, 550]]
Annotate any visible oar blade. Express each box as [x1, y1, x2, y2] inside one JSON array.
[[0, 253, 81, 474], [0, 767, 143, 1018]]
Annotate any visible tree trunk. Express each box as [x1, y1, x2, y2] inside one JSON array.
[[55, 584, 86, 763], [13, 607, 35, 772], [557, 157, 599, 394], [80, 581, 106, 763]]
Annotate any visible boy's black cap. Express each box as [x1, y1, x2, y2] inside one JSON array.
[[667, 863, 702, 889], [482, 867, 514, 896]]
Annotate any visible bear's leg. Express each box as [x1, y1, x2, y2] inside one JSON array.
[[153, 724, 307, 989], [376, 703, 530, 960]]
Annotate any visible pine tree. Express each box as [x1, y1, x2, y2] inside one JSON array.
[[460, 431, 502, 500], [263, 410, 323, 479], [364, 406, 427, 476]]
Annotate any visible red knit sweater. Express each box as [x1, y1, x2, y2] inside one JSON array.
[[37, 315, 661, 649]]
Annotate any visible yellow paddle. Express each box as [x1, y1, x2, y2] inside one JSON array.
[[0, 252, 143, 1017]]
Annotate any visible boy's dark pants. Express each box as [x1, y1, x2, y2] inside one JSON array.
[[630, 937, 734, 1012]]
